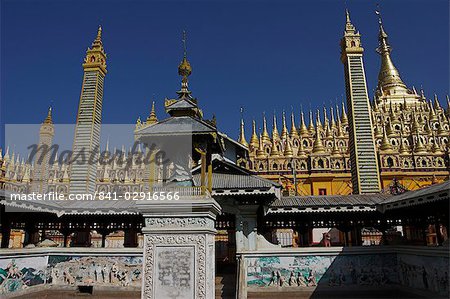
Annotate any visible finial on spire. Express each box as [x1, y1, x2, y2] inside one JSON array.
[[182, 30, 187, 58], [44, 106, 53, 124], [146, 100, 158, 124], [178, 30, 192, 95], [97, 25, 102, 39], [345, 8, 351, 23], [375, 4, 383, 25], [238, 108, 249, 147]]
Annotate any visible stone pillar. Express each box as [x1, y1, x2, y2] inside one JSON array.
[[138, 198, 220, 299]]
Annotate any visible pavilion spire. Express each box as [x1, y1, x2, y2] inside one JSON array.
[[177, 30, 192, 96]]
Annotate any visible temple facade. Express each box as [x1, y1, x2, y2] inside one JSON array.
[[238, 12, 450, 196]]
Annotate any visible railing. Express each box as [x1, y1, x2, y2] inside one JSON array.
[[151, 185, 206, 197]]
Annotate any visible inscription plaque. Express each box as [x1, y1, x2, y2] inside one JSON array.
[[155, 246, 195, 299]]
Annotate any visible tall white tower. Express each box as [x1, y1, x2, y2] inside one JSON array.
[[340, 11, 381, 194], [69, 26, 107, 195]]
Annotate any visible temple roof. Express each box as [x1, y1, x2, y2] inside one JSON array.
[[268, 194, 390, 213], [135, 116, 216, 136], [379, 180, 449, 211]]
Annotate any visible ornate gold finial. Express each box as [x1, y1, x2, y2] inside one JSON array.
[[178, 30, 192, 95], [330, 107, 336, 129], [250, 120, 259, 150], [297, 136, 306, 157], [256, 134, 266, 159], [340, 102, 348, 125], [414, 133, 426, 154], [289, 111, 299, 139], [146, 101, 158, 125], [43, 106, 53, 124], [308, 110, 315, 134], [431, 131, 442, 154], [270, 137, 280, 157], [312, 127, 325, 154], [283, 138, 293, 157], [375, 8, 407, 95], [299, 111, 308, 136], [238, 107, 249, 147], [272, 113, 280, 141], [83, 26, 107, 73], [380, 127, 393, 151], [281, 111, 289, 140], [262, 113, 271, 144], [434, 94, 441, 110], [398, 132, 409, 155], [135, 117, 142, 130], [315, 109, 322, 130], [331, 136, 341, 156]]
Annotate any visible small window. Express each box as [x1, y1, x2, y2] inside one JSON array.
[[319, 188, 327, 195], [387, 157, 394, 168]]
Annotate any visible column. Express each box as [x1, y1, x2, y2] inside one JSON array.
[[138, 198, 220, 299]]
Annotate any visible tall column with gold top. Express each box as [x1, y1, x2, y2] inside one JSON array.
[[69, 26, 107, 195], [340, 10, 380, 194]]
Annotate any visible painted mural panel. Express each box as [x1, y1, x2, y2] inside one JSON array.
[[47, 255, 142, 287], [397, 253, 449, 296], [0, 256, 47, 295], [247, 254, 398, 288]]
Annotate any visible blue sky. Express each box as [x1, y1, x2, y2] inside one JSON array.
[[1, 0, 448, 145]]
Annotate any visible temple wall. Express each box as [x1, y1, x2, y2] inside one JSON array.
[[0, 246, 448, 297], [239, 246, 449, 297], [0, 248, 143, 297]]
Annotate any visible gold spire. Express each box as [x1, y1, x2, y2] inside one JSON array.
[[297, 136, 306, 157], [341, 102, 348, 125], [270, 138, 280, 157], [386, 117, 395, 137], [289, 111, 299, 139], [256, 134, 266, 158], [336, 111, 345, 138], [83, 26, 107, 74], [146, 101, 158, 124], [380, 127, 393, 151], [331, 136, 341, 156], [325, 121, 333, 139], [308, 110, 315, 134], [238, 118, 249, 147], [398, 132, 409, 155], [272, 114, 280, 141], [281, 111, 289, 140], [299, 111, 308, 136], [250, 120, 259, 149], [374, 121, 383, 138], [330, 107, 336, 129], [283, 138, 293, 157], [434, 94, 441, 110], [312, 128, 325, 154], [178, 30, 192, 95], [375, 12, 407, 95], [43, 106, 53, 124], [431, 131, 442, 154], [414, 133, 426, 154], [316, 109, 323, 131], [262, 114, 271, 144]]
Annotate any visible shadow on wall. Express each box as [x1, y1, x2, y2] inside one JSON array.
[[246, 247, 449, 298]]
